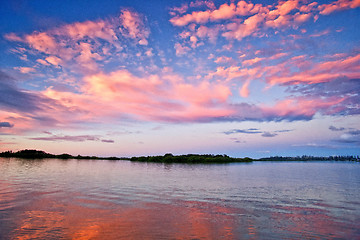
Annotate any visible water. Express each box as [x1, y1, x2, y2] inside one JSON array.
[[0, 158, 359, 239]]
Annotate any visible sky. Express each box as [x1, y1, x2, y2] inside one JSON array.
[[0, 0, 359, 158]]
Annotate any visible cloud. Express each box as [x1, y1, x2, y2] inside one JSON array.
[[29, 133, 114, 143], [334, 131, 360, 144], [119, 9, 150, 45], [224, 128, 262, 135], [242, 57, 264, 66], [225, 129, 281, 138], [229, 137, 246, 143], [288, 77, 360, 115], [329, 126, 345, 131], [239, 80, 250, 98], [41, 69, 236, 124], [4, 9, 149, 73], [318, 0, 360, 15], [169, 3, 189, 16], [0, 122, 13, 128], [267, 53, 360, 85], [261, 132, 278, 137], [275, 129, 293, 133], [14, 67, 36, 74], [169, 1, 262, 26], [292, 143, 338, 148], [174, 42, 191, 56], [260, 96, 345, 121], [30, 135, 100, 142], [2, 1, 360, 128], [0, 71, 46, 113], [223, 13, 265, 41], [170, 0, 360, 48]]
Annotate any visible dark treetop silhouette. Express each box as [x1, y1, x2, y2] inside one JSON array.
[[0, 150, 359, 163]]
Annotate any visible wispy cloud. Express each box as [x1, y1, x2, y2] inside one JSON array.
[[292, 143, 339, 149], [29, 133, 114, 143], [261, 132, 278, 138], [224, 128, 262, 135], [329, 126, 345, 131]]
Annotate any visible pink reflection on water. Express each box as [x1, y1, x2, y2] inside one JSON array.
[[11, 195, 245, 239], [270, 205, 360, 239]]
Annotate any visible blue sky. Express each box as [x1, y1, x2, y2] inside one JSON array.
[[0, 0, 359, 158]]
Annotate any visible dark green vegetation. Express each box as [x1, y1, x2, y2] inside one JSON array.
[[0, 149, 359, 163], [0, 150, 123, 160], [129, 153, 253, 163], [0, 150, 251, 163]]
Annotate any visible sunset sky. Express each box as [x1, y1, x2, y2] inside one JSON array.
[[0, 0, 359, 158]]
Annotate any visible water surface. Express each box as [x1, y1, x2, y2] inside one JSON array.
[[0, 158, 359, 239]]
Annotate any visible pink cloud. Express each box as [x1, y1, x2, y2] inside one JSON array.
[[214, 56, 233, 64], [236, 1, 259, 15], [45, 56, 62, 66], [62, 19, 117, 42], [210, 3, 237, 21], [267, 53, 360, 85], [223, 13, 265, 40], [190, 0, 216, 10], [294, 12, 312, 23], [239, 79, 250, 98], [276, 0, 299, 16], [25, 32, 59, 55], [196, 25, 220, 43], [38, 69, 236, 124], [14, 67, 36, 74], [5, 9, 150, 76], [36, 59, 50, 66], [170, 1, 265, 27], [299, 2, 318, 13], [4, 33, 23, 42], [261, 97, 345, 120], [268, 52, 289, 60], [242, 57, 264, 66], [169, 3, 189, 16], [119, 9, 150, 45], [318, 0, 360, 15], [174, 42, 191, 56], [170, 0, 356, 44]]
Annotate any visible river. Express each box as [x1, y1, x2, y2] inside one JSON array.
[[0, 158, 359, 239]]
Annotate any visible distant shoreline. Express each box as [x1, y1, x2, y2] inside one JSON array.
[[0, 149, 359, 163]]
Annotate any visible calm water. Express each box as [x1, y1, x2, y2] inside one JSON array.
[[0, 158, 359, 239]]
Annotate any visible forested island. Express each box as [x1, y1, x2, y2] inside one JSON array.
[[0, 149, 359, 163]]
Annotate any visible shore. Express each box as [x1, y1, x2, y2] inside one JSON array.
[[0, 149, 359, 163]]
